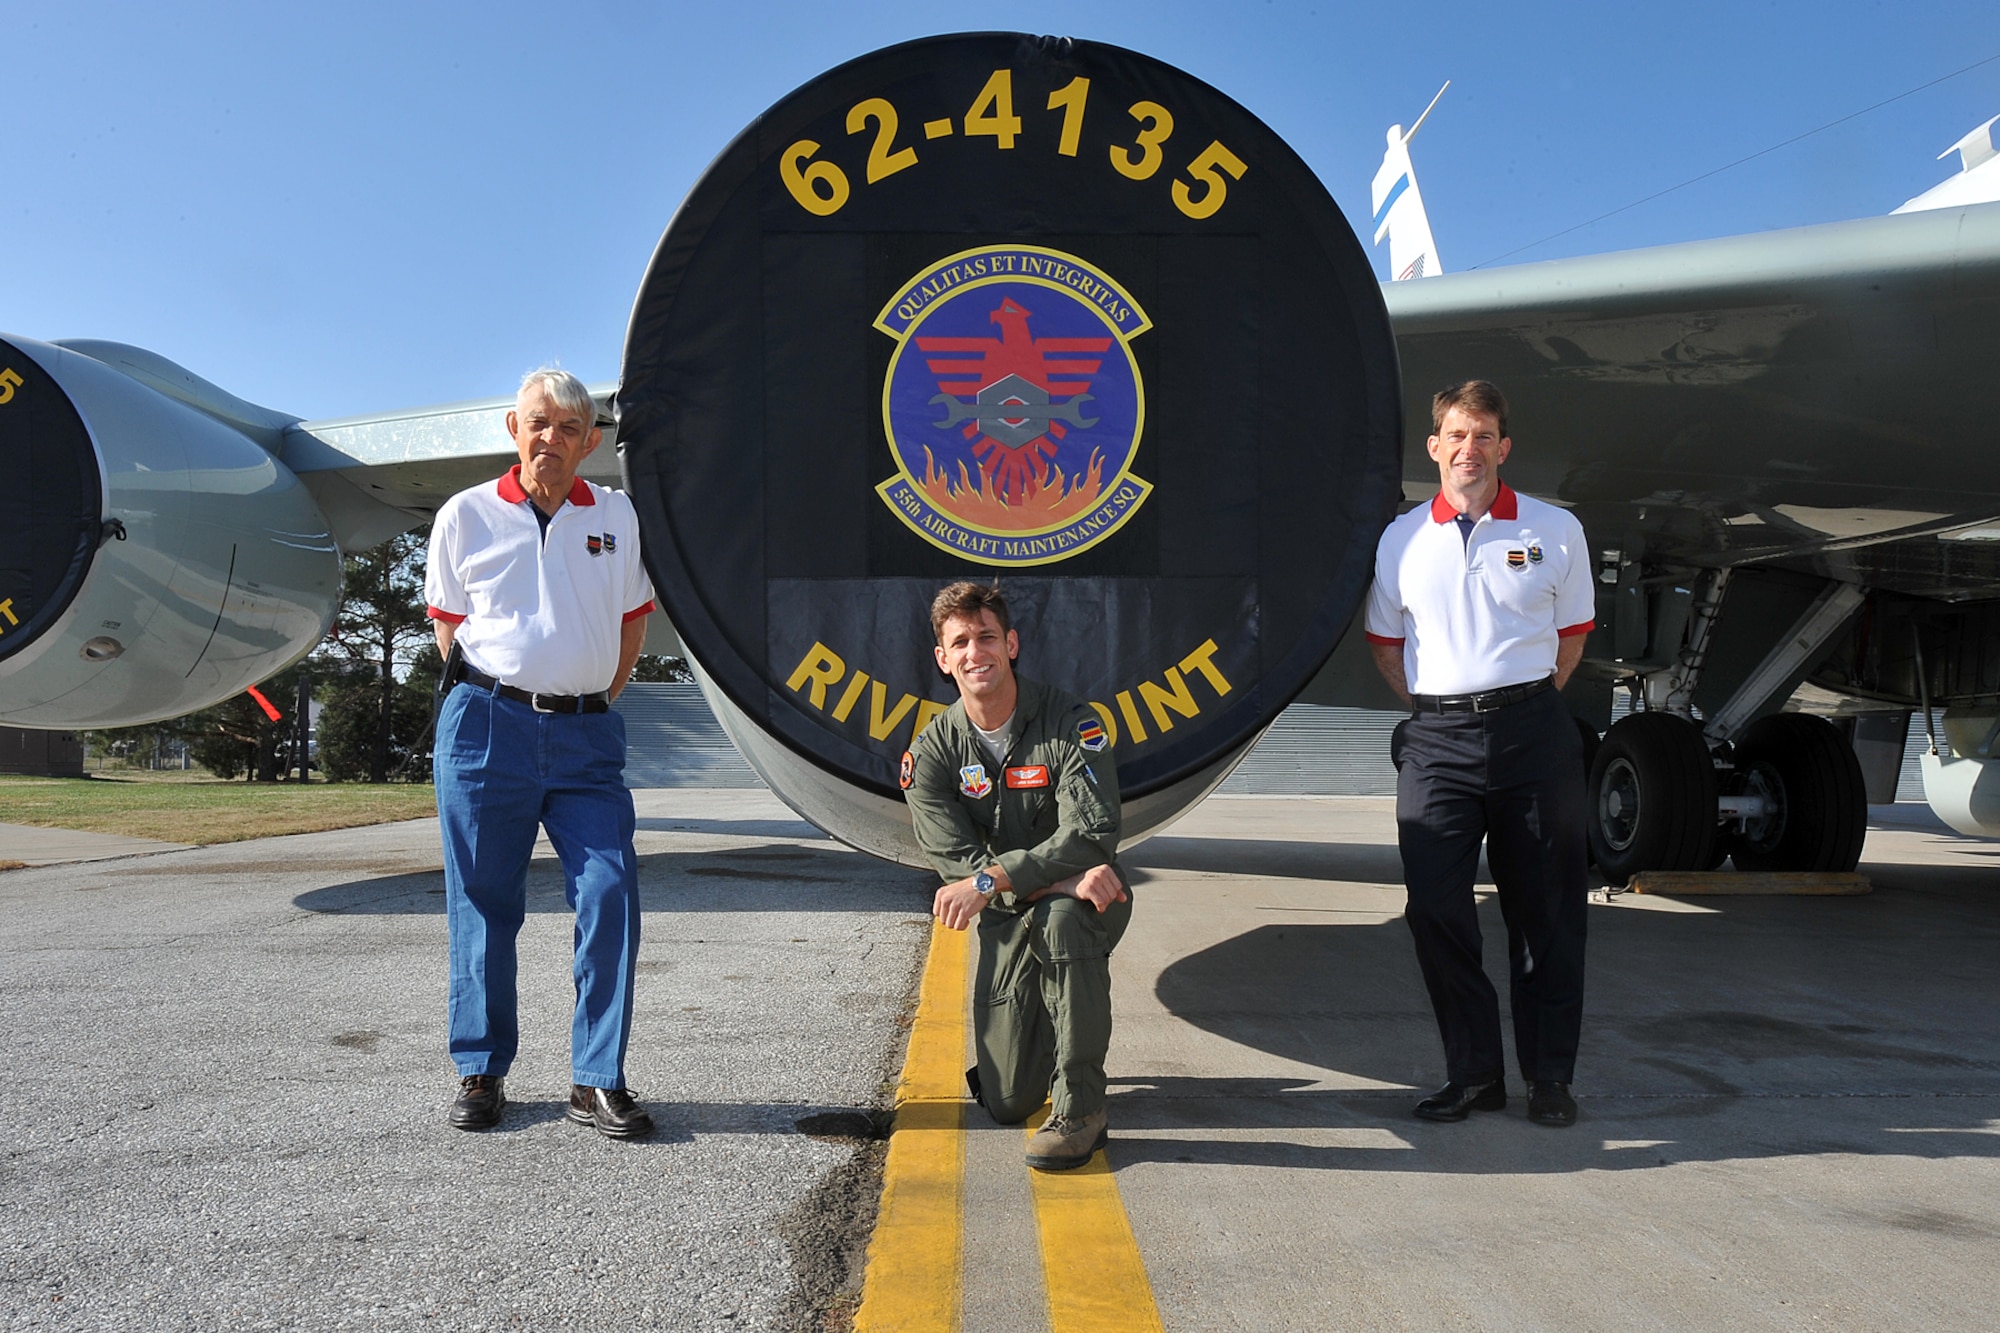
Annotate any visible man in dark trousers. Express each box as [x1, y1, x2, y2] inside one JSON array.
[[425, 368, 657, 1138], [901, 581, 1130, 1169], [1364, 381, 1596, 1128]]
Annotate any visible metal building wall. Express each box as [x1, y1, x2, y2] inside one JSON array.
[[613, 683, 761, 789]]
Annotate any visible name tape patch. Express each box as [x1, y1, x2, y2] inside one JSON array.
[[1005, 765, 1050, 789]]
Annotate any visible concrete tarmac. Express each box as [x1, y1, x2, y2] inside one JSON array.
[[1100, 797, 2000, 1331], [7, 791, 2000, 1329], [0, 790, 935, 1332]]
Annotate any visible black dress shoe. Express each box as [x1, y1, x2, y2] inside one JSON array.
[[1527, 1081, 1577, 1127], [450, 1074, 505, 1131], [1413, 1078, 1507, 1122], [568, 1085, 654, 1139]]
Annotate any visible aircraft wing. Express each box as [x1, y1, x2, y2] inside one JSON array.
[[1380, 201, 2000, 589]]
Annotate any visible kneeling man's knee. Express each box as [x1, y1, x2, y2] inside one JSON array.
[[1040, 897, 1110, 961]]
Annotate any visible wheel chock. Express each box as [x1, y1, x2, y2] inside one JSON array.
[[1625, 871, 1871, 896]]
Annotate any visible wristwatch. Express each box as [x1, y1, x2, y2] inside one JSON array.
[[974, 870, 998, 899]]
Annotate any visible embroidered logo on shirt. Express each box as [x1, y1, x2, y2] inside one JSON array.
[[899, 750, 915, 791], [1527, 542, 1543, 563], [1076, 717, 1108, 751], [1506, 549, 1527, 570], [1005, 765, 1050, 789], [586, 535, 604, 557], [959, 764, 992, 798], [603, 533, 617, 554]]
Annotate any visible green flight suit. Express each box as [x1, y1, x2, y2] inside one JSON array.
[[903, 675, 1129, 1123]]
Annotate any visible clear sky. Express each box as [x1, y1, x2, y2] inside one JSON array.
[[6, 1, 1996, 421]]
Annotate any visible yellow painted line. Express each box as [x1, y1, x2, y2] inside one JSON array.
[[1025, 1108, 1166, 1333], [853, 920, 971, 1333]]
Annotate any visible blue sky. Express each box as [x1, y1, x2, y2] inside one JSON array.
[[6, 1, 1996, 421]]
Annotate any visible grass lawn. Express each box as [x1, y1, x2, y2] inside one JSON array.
[[0, 771, 437, 845]]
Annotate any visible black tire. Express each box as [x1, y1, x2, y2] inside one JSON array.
[[1588, 713, 1719, 885], [1574, 717, 1601, 785], [1574, 717, 1602, 870], [1728, 713, 1867, 873]]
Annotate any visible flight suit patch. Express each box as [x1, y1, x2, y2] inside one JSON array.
[[1077, 717, 1108, 751], [1506, 549, 1527, 570], [899, 750, 914, 790], [959, 764, 992, 798], [1005, 765, 1050, 789]]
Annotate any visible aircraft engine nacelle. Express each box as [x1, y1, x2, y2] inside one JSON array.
[[0, 335, 342, 729], [616, 36, 1403, 864]]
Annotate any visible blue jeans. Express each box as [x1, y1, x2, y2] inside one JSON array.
[[436, 684, 641, 1088]]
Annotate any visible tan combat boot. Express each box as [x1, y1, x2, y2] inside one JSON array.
[[1026, 1109, 1108, 1170]]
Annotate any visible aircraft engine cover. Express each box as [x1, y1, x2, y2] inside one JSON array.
[[0, 336, 342, 729], [619, 34, 1401, 861]]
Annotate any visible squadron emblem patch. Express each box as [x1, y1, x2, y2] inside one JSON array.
[[1506, 549, 1527, 570], [875, 245, 1152, 567], [586, 535, 604, 557], [1076, 716, 1108, 752], [959, 764, 993, 798], [899, 750, 915, 791], [1526, 542, 1543, 564]]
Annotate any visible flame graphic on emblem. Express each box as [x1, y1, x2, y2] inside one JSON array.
[[914, 446, 1109, 531]]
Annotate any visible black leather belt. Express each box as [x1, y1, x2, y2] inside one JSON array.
[[459, 664, 610, 714], [1411, 676, 1553, 715]]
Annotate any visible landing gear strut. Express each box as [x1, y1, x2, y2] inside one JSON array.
[[1583, 571, 1870, 881]]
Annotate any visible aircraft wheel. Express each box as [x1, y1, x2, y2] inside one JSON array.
[[1588, 713, 1718, 885], [1574, 717, 1602, 869], [1574, 716, 1601, 784], [1728, 713, 1867, 873]]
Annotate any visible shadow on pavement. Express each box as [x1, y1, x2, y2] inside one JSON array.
[[1138, 883, 2000, 1173], [633, 817, 827, 839], [293, 843, 932, 914], [1127, 836, 1408, 887]]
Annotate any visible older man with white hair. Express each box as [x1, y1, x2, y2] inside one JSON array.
[[424, 368, 656, 1137]]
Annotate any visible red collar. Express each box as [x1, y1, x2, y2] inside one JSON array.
[[497, 465, 595, 508], [1429, 482, 1517, 524]]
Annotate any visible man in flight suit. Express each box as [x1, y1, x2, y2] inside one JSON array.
[[1366, 380, 1596, 1128], [902, 581, 1130, 1170]]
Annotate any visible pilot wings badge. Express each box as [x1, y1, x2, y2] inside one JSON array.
[[875, 245, 1152, 567]]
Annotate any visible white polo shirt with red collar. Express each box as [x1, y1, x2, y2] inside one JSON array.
[[425, 466, 656, 696], [1365, 482, 1595, 697]]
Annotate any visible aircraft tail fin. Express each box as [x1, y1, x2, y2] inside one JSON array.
[[1891, 113, 2000, 214], [1371, 82, 1448, 280]]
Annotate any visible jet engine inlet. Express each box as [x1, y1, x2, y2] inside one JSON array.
[[618, 35, 1402, 862], [0, 335, 104, 664]]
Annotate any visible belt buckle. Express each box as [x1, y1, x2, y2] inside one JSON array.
[[530, 692, 560, 714], [1471, 691, 1498, 714]]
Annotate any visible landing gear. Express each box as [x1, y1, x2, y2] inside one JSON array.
[[1587, 713, 1718, 885], [1724, 713, 1867, 872]]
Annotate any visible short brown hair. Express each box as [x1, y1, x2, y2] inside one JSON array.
[[1431, 380, 1509, 437], [930, 581, 1011, 643]]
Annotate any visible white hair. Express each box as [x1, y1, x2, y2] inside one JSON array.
[[517, 367, 598, 425]]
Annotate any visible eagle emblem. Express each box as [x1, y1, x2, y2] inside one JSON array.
[[875, 245, 1152, 567]]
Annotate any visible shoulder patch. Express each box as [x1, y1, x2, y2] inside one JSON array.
[[1076, 715, 1108, 752], [898, 750, 914, 791]]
